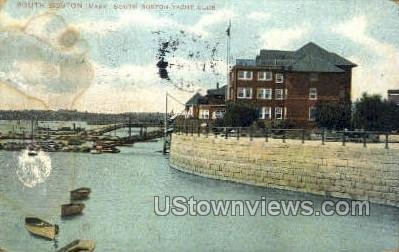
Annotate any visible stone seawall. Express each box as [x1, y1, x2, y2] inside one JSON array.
[[169, 134, 399, 207]]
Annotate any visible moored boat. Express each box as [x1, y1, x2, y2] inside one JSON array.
[[90, 149, 102, 154], [61, 203, 85, 217], [28, 150, 38, 156], [70, 187, 91, 200], [25, 217, 59, 240], [92, 142, 120, 154], [57, 239, 95, 252], [102, 147, 120, 153], [3, 142, 26, 151], [27, 144, 39, 156]]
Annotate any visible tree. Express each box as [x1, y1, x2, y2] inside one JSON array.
[[314, 102, 351, 130], [352, 93, 399, 131], [222, 101, 258, 127], [384, 101, 399, 131]]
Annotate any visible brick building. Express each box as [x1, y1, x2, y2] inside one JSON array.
[[388, 90, 399, 106], [227, 42, 356, 128], [185, 85, 226, 120]]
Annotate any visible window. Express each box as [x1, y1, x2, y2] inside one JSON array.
[[259, 107, 271, 119], [212, 110, 224, 119], [309, 88, 317, 100], [258, 71, 272, 81], [186, 106, 194, 118], [238, 71, 253, 80], [310, 73, 319, 82], [339, 90, 345, 99], [275, 73, 284, 83], [275, 89, 284, 100], [237, 87, 252, 99], [309, 107, 316, 121], [257, 88, 272, 99], [199, 109, 209, 119], [275, 107, 283, 120]]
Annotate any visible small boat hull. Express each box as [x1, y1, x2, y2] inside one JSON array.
[[28, 151, 38, 156], [25, 217, 59, 240], [61, 203, 85, 217], [70, 187, 91, 200], [27, 144, 40, 156], [57, 240, 95, 252]]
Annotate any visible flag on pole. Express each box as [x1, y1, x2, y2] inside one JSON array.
[[226, 20, 231, 37]]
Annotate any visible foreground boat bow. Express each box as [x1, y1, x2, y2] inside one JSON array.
[[25, 217, 59, 240], [57, 239, 95, 252]]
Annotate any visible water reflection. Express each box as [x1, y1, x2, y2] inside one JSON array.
[[14, 150, 52, 188]]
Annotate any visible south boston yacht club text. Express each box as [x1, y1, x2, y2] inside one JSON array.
[[16, 1, 216, 11], [154, 196, 371, 217]]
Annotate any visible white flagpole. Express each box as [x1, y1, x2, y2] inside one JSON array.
[[226, 20, 231, 99]]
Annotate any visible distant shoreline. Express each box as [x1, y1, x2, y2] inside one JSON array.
[[0, 110, 164, 125]]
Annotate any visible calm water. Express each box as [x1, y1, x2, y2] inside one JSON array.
[[0, 140, 398, 252]]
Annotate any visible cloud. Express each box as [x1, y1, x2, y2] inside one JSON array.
[[0, 82, 48, 110], [0, 12, 94, 110], [248, 11, 271, 21], [76, 86, 185, 113], [154, 56, 221, 86], [77, 9, 235, 38], [0, 10, 28, 30], [91, 57, 214, 93], [76, 10, 179, 35], [260, 24, 310, 50], [73, 62, 202, 113], [188, 9, 236, 36], [91, 62, 158, 89], [333, 16, 397, 58], [24, 13, 89, 54], [333, 15, 399, 99], [0, 5, 225, 112]]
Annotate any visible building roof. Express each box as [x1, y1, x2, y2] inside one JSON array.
[[185, 85, 227, 106], [185, 93, 203, 106], [388, 89, 399, 95], [295, 42, 356, 66], [207, 85, 227, 96], [292, 54, 346, 73], [255, 50, 294, 67], [255, 42, 357, 72], [236, 59, 256, 67], [258, 50, 294, 60]]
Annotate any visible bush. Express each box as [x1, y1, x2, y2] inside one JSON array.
[[271, 120, 296, 129], [352, 93, 399, 131], [314, 102, 351, 130], [222, 102, 258, 127]]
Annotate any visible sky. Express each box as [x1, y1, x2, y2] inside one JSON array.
[[0, 0, 398, 113]]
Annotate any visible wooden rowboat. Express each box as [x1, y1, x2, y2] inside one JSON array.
[[28, 150, 38, 156], [61, 203, 85, 217], [25, 217, 59, 240], [27, 144, 39, 156], [57, 239, 95, 252], [70, 187, 91, 200]]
